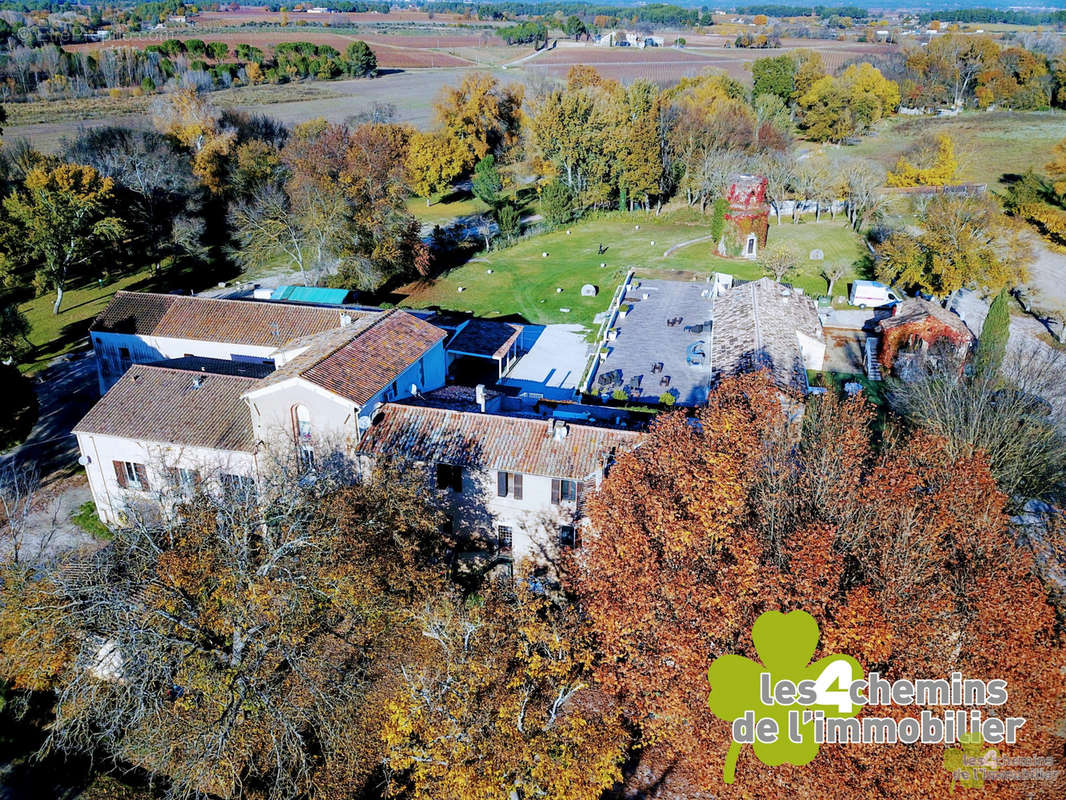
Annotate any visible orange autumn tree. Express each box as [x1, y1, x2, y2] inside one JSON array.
[[575, 372, 1066, 799]]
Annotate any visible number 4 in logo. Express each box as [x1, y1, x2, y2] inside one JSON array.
[[812, 659, 857, 714]]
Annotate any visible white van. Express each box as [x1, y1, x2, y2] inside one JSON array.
[[850, 280, 903, 309]]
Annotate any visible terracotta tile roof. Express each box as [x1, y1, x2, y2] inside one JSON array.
[[74, 365, 256, 452], [91, 291, 368, 347], [447, 319, 523, 359], [710, 277, 821, 396], [357, 403, 640, 479], [248, 310, 447, 407]]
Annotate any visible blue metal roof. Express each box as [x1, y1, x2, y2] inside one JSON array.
[[270, 285, 350, 305]]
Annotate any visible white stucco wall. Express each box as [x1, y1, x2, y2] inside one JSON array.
[[77, 431, 255, 525], [249, 380, 359, 462], [797, 331, 826, 372], [247, 342, 448, 459], [403, 459, 586, 565], [92, 331, 278, 392]]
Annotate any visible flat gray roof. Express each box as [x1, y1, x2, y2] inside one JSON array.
[[591, 279, 714, 405], [499, 324, 590, 401]]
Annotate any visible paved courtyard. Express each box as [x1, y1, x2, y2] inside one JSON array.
[[592, 278, 715, 405]]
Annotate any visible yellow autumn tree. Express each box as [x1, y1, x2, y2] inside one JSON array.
[[245, 60, 263, 85], [150, 89, 235, 194], [434, 72, 524, 171], [1044, 136, 1066, 198], [887, 133, 958, 187], [381, 583, 628, 800], [405, 130, 467, 205], [2, 164, 126, 314]]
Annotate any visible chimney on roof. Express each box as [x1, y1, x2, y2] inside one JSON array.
[[340, 313, 352, 326], [475, 384, 486, 413], [553, 420, 569, 441], [192, 375, 204, 389]]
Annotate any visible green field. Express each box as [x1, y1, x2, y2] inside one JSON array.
[[400, 211, 868, 328], [822, 110, 1066, 190], [16, 269, 154, 374], [407, 193, 487, 224]]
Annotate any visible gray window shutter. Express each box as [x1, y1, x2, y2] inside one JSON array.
[[512, 472, 523, 500], [114, 461, 127, 488], [497, 471, 508, 497], [551, 478, 561, 505], [452, 466, 463, 493], [134, 463, 149, 491]]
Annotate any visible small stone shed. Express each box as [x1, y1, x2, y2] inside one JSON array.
[[876, 297, 975, 373]]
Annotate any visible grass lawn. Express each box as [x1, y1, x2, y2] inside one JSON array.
[[17, 269, 154, 374], [399, 210, 868, 328], [407, 184, 537, 226], [407, 191, 487, 224], [819, 110, 1066, 191]]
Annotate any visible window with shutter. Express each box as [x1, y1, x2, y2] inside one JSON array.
[[178, 468, 199, 494], [134, 463, 149, 491], [512, 473, 522, 500], [113, 460, 127, 488], [560, 525, 576, 548], [116, 461, 146, 489], [497, 471, 508, 497]]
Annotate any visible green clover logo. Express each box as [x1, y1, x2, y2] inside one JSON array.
[[707, 609, 862, 784], [943, 732, 996, 792]]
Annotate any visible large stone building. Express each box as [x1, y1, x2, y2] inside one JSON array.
[[75, 295, 640, 566], [76, 274, 826, 566]]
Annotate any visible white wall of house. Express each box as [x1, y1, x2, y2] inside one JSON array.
[[247, 342, 448, 459], [76, 431, 254, 525], [409, 459, 588, 565], [249, 380, 359, 462], [91, 331, 278, 393], [797, 331, 826, 372]]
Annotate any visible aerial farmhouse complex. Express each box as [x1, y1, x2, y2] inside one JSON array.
[[76, 273, 837, 566]]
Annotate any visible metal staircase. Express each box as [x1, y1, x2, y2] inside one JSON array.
[[865, 337, 882, 381]]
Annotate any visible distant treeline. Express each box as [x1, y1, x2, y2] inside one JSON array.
[[426, 2, 707, 26], [735, 5, 870, 19], [917, 9, 1066, 26], [0, 1, 392, 13], [257, 2, 391, 10]]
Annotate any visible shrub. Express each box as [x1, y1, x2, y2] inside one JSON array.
[[975, 288, 1010, 377], [72, 501, 112, 540]]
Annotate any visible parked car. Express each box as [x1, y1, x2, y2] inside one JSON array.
[[850, 280, 903, 309]]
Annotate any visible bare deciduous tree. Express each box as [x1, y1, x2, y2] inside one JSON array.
[[888, 340, 1066, 509]]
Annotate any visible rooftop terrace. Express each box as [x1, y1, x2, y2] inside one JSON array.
[[591, 279, 715, 406]]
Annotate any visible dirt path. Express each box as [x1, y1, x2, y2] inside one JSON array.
[[1024, 233, 1066, 310], [663, 234, 715, 258]]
